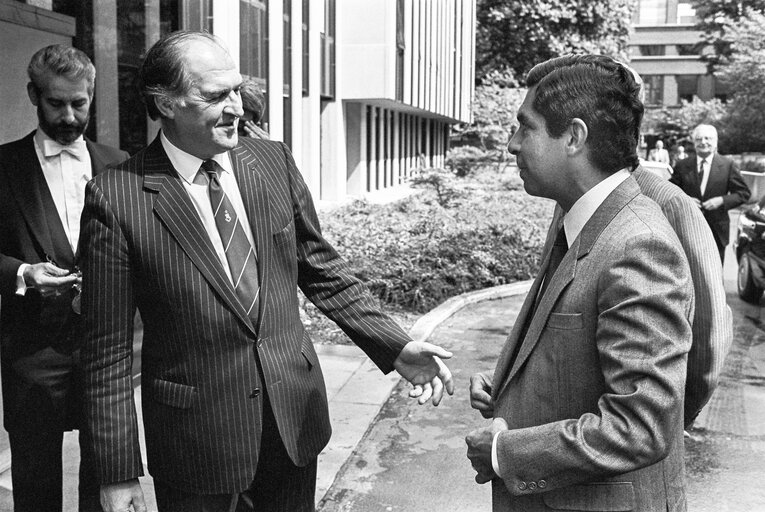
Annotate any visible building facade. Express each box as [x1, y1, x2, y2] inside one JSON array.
[[628, 0, 728, 108], [0, 0, 475, 201], [0, 0, 475, 470]]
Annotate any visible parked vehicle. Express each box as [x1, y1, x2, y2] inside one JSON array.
[[734, 196, 765, 302]]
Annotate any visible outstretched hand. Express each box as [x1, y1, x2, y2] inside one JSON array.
[[393, 341, 454, 406]]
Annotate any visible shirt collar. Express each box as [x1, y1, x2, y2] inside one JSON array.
[[160, 131, 234, 184], [562, 168, 630, 248], [34, 128, 87, 158]]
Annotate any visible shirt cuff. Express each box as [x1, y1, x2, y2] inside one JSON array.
[[492, 430, 502, 476], [15, 263, 30, 296]]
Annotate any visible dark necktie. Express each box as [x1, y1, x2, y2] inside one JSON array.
[[201, 160, 261, 318], [510, 224, 568, 367], [536, 225, 568, 306]]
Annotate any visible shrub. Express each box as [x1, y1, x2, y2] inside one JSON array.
[[445, 146, 488, 177], [315, 165, 553, 314]]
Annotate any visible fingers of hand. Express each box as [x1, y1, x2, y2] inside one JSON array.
[[436, 357, 455, 395], [422, 341, 453, 360], [431, 376, 444, 406], [418, 382, 433, 405], [409, 385, 424, 398]]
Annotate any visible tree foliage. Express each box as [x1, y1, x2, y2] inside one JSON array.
[[714, 9, 765, 152], [476, 0, 635, 83], [693, 0, 765, 69]]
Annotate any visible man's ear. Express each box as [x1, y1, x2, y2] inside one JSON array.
[[154, 95, 176, 119], [566, 118, 588, 156], [27, 82, 39, 106]]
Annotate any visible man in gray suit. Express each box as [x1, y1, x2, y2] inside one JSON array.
[[79, 31, 453, 512], [466, 55, 693, 511]]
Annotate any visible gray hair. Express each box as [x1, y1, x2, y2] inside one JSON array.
[[27, 44, 96, 96], [139, 30, 228, 120]]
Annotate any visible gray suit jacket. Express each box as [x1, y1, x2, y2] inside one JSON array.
[[633, 167, 732, 425], [491, 177, 693, 511]]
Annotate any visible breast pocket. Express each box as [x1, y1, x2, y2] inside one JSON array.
[[547, 312, 583, 330], [273, 219, 296, 247]]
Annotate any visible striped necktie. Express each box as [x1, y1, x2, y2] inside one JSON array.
[[201, 159, 261, 319]]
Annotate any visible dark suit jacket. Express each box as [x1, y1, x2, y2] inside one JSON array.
[[79, 136, 412, 493], [669, 153, 750, 248], [491, 178, 693, 511], [0, 131, 128, 432]]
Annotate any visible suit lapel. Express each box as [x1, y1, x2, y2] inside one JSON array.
[[144, 137, 257, 336], [495, 179, 641, 397], [491, 210, 557, 401], [5, 132, 74, 267], [230, 144, 271, 331]]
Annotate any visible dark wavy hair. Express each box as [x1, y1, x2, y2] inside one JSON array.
[[526, 54, 644, 174], [139, 30, 226, 120]]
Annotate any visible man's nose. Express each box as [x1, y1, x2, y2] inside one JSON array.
[[226, 90, 244, 117], [60, 105, 76, 123]]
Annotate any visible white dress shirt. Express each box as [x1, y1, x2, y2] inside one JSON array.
[[15, 129, 92, 295], [160, 132, 256, 285], [491, 168, 631, 475]]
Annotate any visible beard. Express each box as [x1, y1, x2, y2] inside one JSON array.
[[39, 111, 89, 145]]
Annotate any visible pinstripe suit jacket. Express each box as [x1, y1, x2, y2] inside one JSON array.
[[633, 167, 732, 425], [79, 136, 411, 493], [490, 178, 692, 511], [0, 131, 128, 432]]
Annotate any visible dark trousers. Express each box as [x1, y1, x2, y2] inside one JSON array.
[[8, 429, 100, 512], [155, 395, 317, 512]]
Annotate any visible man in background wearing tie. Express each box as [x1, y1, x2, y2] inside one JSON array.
[[670, 124, 750, 263], [0, 45, 128, 511]]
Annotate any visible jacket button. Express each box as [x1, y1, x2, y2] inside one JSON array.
[[249, 388, 261, 398], [518, 481, 527, 491], [528, 482, 537, 491], [538, 479, 547, 489]]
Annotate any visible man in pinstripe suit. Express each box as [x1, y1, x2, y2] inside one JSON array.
[[79, 31, 453, 512]]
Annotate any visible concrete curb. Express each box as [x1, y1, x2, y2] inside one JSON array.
[[408, 280, 533, 343]]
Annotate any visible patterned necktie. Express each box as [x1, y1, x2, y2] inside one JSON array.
[[201, 160, 261, 318]]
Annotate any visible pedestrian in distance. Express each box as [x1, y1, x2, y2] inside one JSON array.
[[466, 54, 693, 511], [648, 139, 670, 164], [0, 44, 128, 511], [79, 30, 454, 512], [669, 123, 750, 263]]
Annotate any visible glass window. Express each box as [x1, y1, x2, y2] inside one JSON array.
[[240, 0, 268, 87], [395, 0, 405, 101], [677, 2, 697, 24], [643, 75, 664, 106], [676, 75, 698, 103], [639, 45, 666, 56], [302, 0, 309, 95], [320, 0, 336, 99], [637, 0, 667, 25]]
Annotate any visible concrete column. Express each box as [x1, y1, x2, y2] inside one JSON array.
[[92, 1, 119, 147], [345, 102, 367, 196], [392, 111, 401, 185]]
